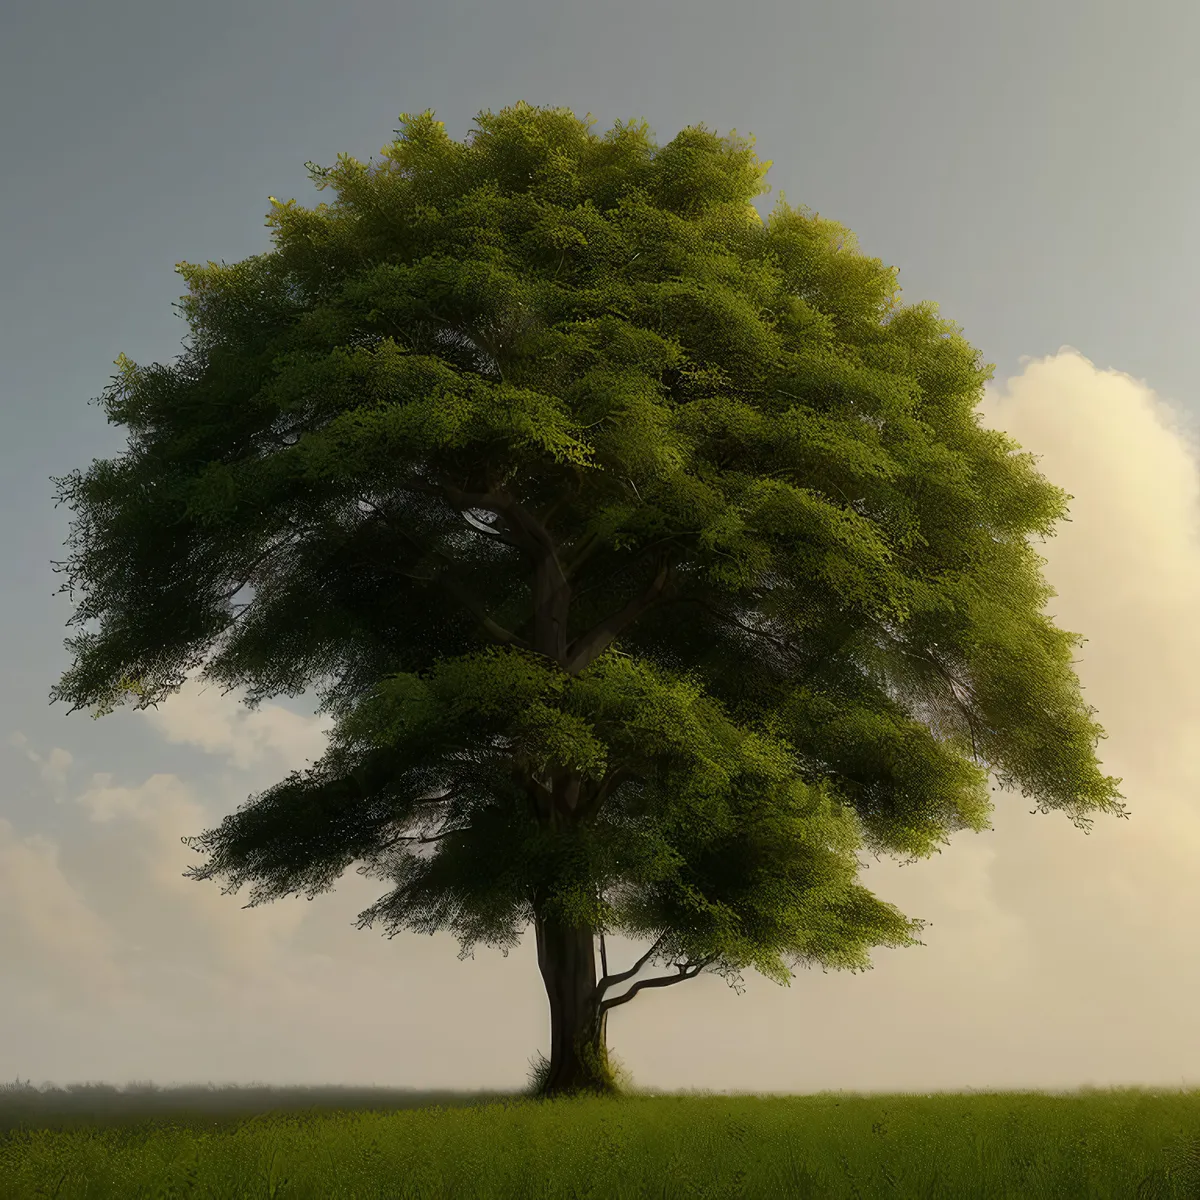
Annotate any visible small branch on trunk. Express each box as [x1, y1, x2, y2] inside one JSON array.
[[597, 932, 669, 993], [599, 954, 719, 1014]]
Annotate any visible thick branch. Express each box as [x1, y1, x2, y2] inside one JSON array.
[[599, 955, 718, 1014], [531, 485, 579, 533], [560, 530, 604, 580], [358, 501, 531, 650], [563, 554, 674, 675], [568, 532, 699, 597], [439, 481, 560, 562], [576, 765, 631, 825], [436, 571, 531, 647]]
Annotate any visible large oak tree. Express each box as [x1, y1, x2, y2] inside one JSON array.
[[50, 102, 1127, 1099]]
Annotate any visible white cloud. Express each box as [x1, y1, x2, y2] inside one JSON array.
[[9, 730, 73, 789], [135, 669, 337, 772], [0, 817, 130, 1006]]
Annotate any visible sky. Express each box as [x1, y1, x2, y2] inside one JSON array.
[[3, 0, 1200, 1099]]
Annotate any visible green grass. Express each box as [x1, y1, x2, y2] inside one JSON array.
[[5, 1079, 1200, 1197]]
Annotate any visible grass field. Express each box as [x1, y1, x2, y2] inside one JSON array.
[[5, 1079, 1200, 1197]]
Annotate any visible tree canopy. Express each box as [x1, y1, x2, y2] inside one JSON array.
[[49, 101, 1127, 1098]]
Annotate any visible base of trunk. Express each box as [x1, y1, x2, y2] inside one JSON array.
[[538, 1013, 619, 1099], [533, 907, 633, 1100]]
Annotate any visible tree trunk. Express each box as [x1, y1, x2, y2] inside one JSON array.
[[534, 908, 616, 1099]]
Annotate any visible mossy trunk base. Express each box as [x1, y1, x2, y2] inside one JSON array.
[[534, 910, 623, 1099]]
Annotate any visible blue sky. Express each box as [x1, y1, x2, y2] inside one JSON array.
[[4, 0, 1200, 1096]]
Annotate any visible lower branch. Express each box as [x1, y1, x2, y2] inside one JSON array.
[[598, 932, 669, 992], [599, 954, 718, 1014]]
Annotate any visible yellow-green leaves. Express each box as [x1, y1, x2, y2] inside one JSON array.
[[87, 672, 154, 721]]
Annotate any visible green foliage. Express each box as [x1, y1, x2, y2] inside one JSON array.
[[50, 101, 1126, 1012]]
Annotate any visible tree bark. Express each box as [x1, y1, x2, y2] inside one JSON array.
[[533, 906, 614, 1099]]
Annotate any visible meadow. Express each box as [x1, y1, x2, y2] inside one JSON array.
[[4, 1077, 1200, 1197]]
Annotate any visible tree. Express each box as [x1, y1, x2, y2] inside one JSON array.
[[49, 101, 1128, 1101]]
